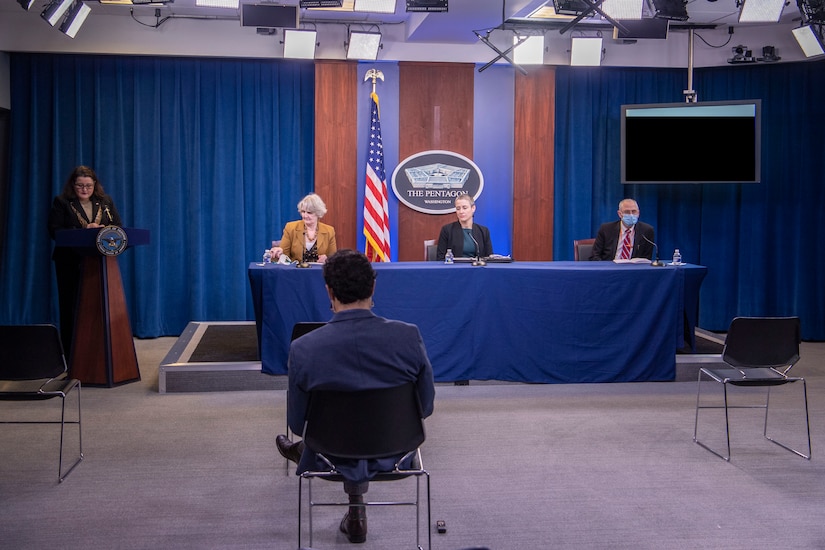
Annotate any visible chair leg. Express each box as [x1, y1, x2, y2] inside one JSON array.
[[425, 472, 432, 550], [763, 380, 812, 460], [693, 370, 732, 461], [297, 476, 303, 549], [58, 384, 84, 483]]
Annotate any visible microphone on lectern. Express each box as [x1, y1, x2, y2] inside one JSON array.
[[642, 234, 665, 267], [468, 231, 486, 266]]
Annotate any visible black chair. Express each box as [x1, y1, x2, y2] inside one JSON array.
[[693, 316, 810, 461], [298, 382, 431, 549], [285, 322, 326, 444], [424, 239, 437, 261], [0, 324, 83, 482], [573, 238, 595, 261]]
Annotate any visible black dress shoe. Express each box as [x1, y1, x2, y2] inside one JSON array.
[[339, 507, 367, 544], [275, 435, 303, 464]]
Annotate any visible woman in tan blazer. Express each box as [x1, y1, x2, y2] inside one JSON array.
[[271, 194, 337, 264]]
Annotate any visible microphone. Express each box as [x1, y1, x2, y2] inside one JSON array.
[[642, 234, 665, 267], [104, 205, 113, 223], [468, 231, 486, 266]]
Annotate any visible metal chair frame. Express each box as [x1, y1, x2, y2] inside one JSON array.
[[0, 324, 84, 482], [296, 383, 431, 549], [693, 316, 811, 461], [299, 449, 431, 550]]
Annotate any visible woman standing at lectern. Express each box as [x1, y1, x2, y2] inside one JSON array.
[[48, 165, 122, 355]]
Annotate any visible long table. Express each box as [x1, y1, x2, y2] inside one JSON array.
[[248, 261, 707, 383]]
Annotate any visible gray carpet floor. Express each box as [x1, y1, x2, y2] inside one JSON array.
[[1, 337, 823, 550]]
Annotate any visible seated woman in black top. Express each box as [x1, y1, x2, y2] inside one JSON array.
[[436, 193, 492, 261]]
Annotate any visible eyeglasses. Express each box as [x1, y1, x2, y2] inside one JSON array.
[[74, 184, 94, 190]]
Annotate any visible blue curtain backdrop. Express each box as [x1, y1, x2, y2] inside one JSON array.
[[0, 53, 315, 337], [3, 54, 823, 341], [554, 61, 825, 340]]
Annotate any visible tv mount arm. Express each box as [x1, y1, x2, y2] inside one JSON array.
[[683, 28, 698, 103]]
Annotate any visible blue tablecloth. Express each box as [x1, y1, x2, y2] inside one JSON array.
[[248, 261, 707, 383]]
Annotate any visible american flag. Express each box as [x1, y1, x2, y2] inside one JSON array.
[[363, 91, 391, 262]]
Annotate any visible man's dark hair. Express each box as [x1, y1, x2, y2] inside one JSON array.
[[322, 249, 376, 304]]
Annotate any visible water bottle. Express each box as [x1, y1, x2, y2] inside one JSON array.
[[262, 249, 272, 264], [672, 249, 682, 266], [444, 248, 454, 265]]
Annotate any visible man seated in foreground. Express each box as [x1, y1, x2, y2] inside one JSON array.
[[276, 249, 435, 544]]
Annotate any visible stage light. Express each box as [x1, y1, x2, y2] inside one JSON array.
[[41, 0, 74, 26], [792, 25, 825, 57], [347, 31, 381, 60], [300, 0, 343, 7], [553, 0, 594, 16], [601, 0, 644, 20], [513, 35, 545, 65], [59, 1, 91, 37], [570, 37, 603, 66], [798, 0, 825, 23], [196, 0, 239, 7], [651, 0, 688, 20], [406, 0, 447, 12], [18, 0, 36, 10], [354, 0, 396, 12], [738, 0, 785, 23], [283, 29, 317, 59]]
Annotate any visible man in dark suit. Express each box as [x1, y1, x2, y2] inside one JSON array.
[[590, 198, 655, 261], [276, 249, 435, 544]]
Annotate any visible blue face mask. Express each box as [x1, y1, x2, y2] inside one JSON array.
[[622, 214, 638, 226]]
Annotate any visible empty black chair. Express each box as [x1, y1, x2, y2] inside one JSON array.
[[298, 382, 431, 549], [0, 324, 83, 482], [693, 316, 810, 461]]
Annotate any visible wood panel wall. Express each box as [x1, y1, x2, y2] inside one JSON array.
[[397, 62, 476, 262], [513, 67, 555, 261], [314, 60, 358, 250], [312, 61, 556, 261]]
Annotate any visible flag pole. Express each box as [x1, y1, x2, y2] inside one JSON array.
[[362, 68, 391, 263]]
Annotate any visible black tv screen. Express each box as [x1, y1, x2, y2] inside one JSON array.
[[621, 100, 761, 184]]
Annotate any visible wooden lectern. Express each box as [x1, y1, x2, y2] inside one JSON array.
[[55, 227, 150, 387]]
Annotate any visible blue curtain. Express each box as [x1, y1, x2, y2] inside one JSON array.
[[0, 53, 315, 337], [554, 61, 825, 340]]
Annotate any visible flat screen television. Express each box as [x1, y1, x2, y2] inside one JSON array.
[[621, 100, 761, 184]]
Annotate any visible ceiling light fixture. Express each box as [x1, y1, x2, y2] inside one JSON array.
[[601, 0, 644, 20], [570, 36, 603, 66], [554, 0, 630, 35], [651, 0, 688, 20], [283, 29, 318, 59], [299, 0, 343, 7], [196, 0, 239, 8], [737, 0, 786, 23], [513, 35, 545, 65], [41, 0, 75, 26], [354, 0, 396, 13], [792, 24, 825, 57], [60, 1, 91, 37], [18, 0, 36, 10], [347, 30, 382, 60], [406, 0, 448, 12], [798, 0, 825, 23]]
